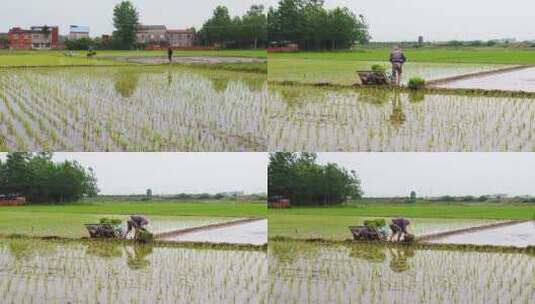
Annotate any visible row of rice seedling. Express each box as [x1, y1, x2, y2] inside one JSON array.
[[267, 85, 535, 151], [0, 67, 268, 151], [0, 239, 267, 303], [269, 241, 535, 304]]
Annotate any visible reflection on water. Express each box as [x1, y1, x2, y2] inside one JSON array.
[[0, 239, 267, 303], [268, 85, 535, 151], [114, 71, 140, 98], [0, 66, 267, 151], [270, 241, 535, 303]]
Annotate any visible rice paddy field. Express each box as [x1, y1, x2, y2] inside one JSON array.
[[266, 85, 535, 151], [0, 65, 267, 151], [269, 240, 535, 304], [0, 238, 267, 304]]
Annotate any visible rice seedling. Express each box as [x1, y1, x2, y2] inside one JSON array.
[[0, 238, 267, 303], [266, 85, 535, 151], [269, 240, 535, 304], [0, 66, 267, 152]]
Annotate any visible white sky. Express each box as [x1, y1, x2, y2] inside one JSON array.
[[263, 0, 534, 42], [317, 153, 535, 197], [1, 0, 267, 36], [3, 1, 533, 41], [0, 153, 268, 195]]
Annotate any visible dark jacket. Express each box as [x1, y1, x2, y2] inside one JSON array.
[[390, 50, 407, 64], [392, 218, 410, 233], [130, 215, 149, 228]]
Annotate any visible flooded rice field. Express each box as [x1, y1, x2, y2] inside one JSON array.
[[429, 221, 535, 248], [436, 66, 535, 92], [269, 241, 535, 304], [0, 66, 267, 151], [266, 85, 535, 151], [0, 212, 236, 239], [0, 238, 267, 303], [162, 219, 267, 245], [268, 60, 512, 85]]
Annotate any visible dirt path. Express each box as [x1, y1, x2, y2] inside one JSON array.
[[120, 56, 266, 65], [155, 217, 264, 239], [417, 220, 530, 242]]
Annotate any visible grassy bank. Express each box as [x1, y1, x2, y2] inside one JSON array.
[[268, 201, 535, 240], [0, 49, 266, 68], [0, 200, 266, 238], [269, 47, 535, 64]]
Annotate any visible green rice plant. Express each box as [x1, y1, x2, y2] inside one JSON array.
[[408, 77, 426, 90]]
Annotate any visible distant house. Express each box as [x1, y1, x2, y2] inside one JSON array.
[[30, 26, 59, 49], [167, 29, 195, 48], [8, 26, 59, 50], [136, 25, 167, 45], [487, 193, 509, 200], [8, 27, 32, 49], [69, 25, 90, 40]]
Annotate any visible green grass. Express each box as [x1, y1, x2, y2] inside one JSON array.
[[270, 47, 535, 64], [0, 49, 266, 68], [0, 200, 266, 238], [268, 47, 535, 85], [268, 201, 535, 240], [96, 49, 267, 58], [0, 51, 126, 67]]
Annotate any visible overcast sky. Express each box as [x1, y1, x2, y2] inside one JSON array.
[[263, 0, 534, 42], [3, 0, 533, 41], [0, 153, 267, 195], [317, 153, 535, 197]]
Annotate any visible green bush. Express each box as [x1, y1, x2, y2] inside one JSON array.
[[371, 64, 386, 73], [408, 77, 426, 90]]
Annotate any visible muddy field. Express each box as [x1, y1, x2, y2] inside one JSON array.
[[123, 56, 266, 64]]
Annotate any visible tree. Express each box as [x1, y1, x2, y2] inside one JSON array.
[[146, 188, 152, 200], [41, 25, 51, 37], [112, 1, 139, 49], [0, 153, 99, 203], [410, 191, 416, 200], [268, 152, 362, 206], [241, 5, 267, 49], [199, 6, 233, 46], [268, 0, 370, 50]]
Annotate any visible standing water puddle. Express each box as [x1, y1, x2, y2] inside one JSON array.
[[436, 67, 535, 92], [429, 221, 535, 247], [161, 219, 267, 245]]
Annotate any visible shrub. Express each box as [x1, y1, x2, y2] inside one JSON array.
[[371, 64, 386, 73], [408, 77, 426, 90]]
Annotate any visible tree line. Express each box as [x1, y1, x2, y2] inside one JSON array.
[[0, 153, 99, 203], [66, 1, 267, 50], [268, 0, 370, 50], [198, 5, 267, 49], [268, 152, 362, 206]]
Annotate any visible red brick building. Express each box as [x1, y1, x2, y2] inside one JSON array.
[[8, 26, 59, 50], [8, 27, 32, 49]]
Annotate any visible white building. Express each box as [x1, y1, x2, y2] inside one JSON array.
[[69, 25, 90, 40]]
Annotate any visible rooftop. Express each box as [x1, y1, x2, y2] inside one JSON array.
[[137, 25, 167, 31], [70, 25, 90, 33]]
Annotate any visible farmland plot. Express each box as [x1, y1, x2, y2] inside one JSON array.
[[0, 66, 267, 151], [435, 66, 535, 92], [269, 241, 535, 304], [266, 86, 535, 151], [268, 58, 513, 85], [0, 239, 267, 304]]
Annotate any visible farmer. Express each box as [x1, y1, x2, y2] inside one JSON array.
[[389, 46, 407, 86], [167, 46, 173, 63], [389, 217, 410, 242], [124, 215, 150, 239]]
